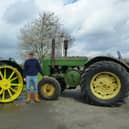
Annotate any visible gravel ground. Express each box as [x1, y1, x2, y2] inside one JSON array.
[[0, 89, 129, 129]]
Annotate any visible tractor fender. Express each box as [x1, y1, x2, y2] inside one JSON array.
[[0, 60, 23, 76], [85, 56, 129, 72]]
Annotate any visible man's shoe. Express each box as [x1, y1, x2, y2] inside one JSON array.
[[26, 93, 31, 104], [34, 93, 40, 103]]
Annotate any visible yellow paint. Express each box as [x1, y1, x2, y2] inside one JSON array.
[[41, 83, 55, 97], [90, 72, 121, 100], [0, 66, 23, 103]]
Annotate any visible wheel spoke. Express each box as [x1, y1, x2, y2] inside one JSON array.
[[7, 89, 13, 97], [2, 90, 5, 100], [10, 77, 18, 82], [11, 83, 19, 87], [0, 89, 3, 94], [8, 71, 15, 80], [4, 68, 6, 79], [0, 71, 4, 79], [10, 87, 17, 93]]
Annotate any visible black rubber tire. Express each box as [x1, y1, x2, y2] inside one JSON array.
[[56, 77, 66, 94], [38, 77, 61, 100], [81, 61, 129, 106]]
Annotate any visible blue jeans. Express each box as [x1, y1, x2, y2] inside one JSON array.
[[26, 76, 38, 94]]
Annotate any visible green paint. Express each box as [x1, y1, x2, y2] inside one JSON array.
[[42, 56, 88, 88], [42, 56, 88, 75], [64, 70, 81, 87]]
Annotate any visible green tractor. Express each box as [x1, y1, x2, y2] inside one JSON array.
[[38, 39, 129, 106]]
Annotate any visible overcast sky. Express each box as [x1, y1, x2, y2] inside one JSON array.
[[0, 0, 129, 61]]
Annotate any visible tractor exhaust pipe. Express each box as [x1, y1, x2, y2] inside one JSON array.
[[51, 39, 55, 69], [64, 40, 68, 57]]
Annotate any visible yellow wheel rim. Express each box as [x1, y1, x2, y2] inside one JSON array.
[[90, 72, 121, 100], [0, 66, 23, 103], [41, 83, 55, 97]]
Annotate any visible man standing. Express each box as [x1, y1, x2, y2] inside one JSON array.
[[23, 52, 44, 103]]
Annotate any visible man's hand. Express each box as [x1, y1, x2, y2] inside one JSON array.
[[24, 78, 26, 82]]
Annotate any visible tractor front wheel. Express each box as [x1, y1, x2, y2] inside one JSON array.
[[0, 66, 23, 103], [81, 61, 129, 106], [38, 77, 61, 100]]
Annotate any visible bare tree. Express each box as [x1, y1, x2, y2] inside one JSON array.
[[18, 12, 73, 63]]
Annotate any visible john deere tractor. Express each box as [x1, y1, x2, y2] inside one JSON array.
[[38, 39, 129, 106]]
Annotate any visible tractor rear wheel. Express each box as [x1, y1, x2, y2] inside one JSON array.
[[38, 77, 61, 100], [0, 66, 23, 103], [81, 61, 129, 106]]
